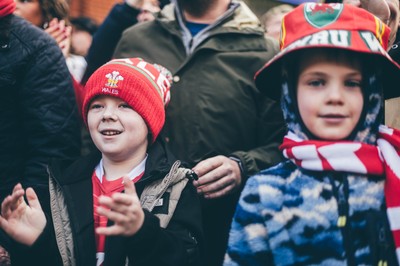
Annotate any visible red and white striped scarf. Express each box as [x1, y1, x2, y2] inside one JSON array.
[[280, 125, 400, 263]]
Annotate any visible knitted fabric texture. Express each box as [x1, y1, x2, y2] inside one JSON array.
[[83, 58, 172, 142], [0, 0, 15, 17]]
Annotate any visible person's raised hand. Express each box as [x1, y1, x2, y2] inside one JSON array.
[[44, 18, 72, 57], [0, 184, 46, 246]]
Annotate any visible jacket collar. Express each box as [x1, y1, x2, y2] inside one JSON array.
[[160, 0, 261, 29], [49, 137, 176, 186], [158, 1, 263, 54]]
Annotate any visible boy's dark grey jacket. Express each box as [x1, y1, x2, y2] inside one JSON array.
[[0, 14, 80, 201], [6, 139, 203, 266]]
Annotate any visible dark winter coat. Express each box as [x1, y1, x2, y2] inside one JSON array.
[[0, 15, 80, 202], [7, 139, 203, 266]]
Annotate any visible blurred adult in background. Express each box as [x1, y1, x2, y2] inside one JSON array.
[[260, 4, 293, 40], [66, 16, 98, 83], [14, 0, 90, 85], [82, 0, 165, 85], [0, 0, 80, 243], [113, 0, 286, 265], [14, 0, 68, 28], [14, 0, 71, 56]]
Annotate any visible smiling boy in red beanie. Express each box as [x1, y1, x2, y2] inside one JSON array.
[[0, 58, 203, 266]]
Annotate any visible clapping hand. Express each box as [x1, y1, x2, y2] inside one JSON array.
[[44, 18, 72, 58], [95, 176, 145, 237], [0, 184, 46, 246]]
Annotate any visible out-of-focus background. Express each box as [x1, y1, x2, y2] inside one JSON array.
[[69, 0, 279, 24]]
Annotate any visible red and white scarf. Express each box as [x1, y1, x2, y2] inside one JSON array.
[[280, 125, 400, 263], [0, 0, 15, 18]]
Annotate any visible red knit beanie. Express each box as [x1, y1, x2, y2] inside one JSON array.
[[83, 58, 172, 143], [0, 0, 16, 17]]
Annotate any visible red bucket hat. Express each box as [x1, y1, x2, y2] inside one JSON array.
[[255, 3, 400, 100]]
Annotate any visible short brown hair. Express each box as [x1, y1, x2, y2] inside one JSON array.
[[39, 0, 69, 25]]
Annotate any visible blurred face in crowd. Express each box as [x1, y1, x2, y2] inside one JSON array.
[[14, 0, 44, 27], [70, 28, 92, 57], [177, 0, 215, 17], [264, 12, 286, 40], [343, 0, 399, 47], [262, 4, 293, 41], [137, 0, 160, 22]]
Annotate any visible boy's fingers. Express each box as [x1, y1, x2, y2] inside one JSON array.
[[1, 196, 12, 217], [9, 190, 26, 211], [0, 216, 11, 233], [96, 224, 122, 236], [123, 176, 137, 196], [97, 206, 127, 223], [12, 183, 22, 193], [25, 188, 42, 210], [98, 195, 129, 211], [1, 193, 23, 217]]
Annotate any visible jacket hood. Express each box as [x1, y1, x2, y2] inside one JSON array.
[[282, 58, 384, 144]]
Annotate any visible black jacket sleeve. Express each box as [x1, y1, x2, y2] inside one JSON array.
[[20, 33, 81, 188]]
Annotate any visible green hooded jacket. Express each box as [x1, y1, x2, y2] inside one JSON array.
[[114, 0, 286, 177]]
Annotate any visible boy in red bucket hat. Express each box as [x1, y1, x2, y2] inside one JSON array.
[[0, 58, 203, 266], [224, 3, 400, 265]]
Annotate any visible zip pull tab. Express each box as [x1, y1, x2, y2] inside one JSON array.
[[378, 260, 387, 266], [337, 183, 347, 228], [337, 216, 347, 228], [186, 170, 198, 181]]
